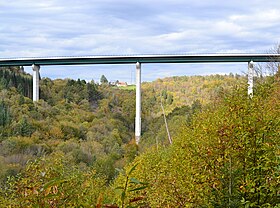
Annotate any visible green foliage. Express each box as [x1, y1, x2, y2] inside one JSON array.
[[140, 101, 199, 148], [100, 74, 109, 85], [117, 85, 136, 90], [0, 101, 10, 127], [112, 163, 148, 208], [0, 75, 138, 188], [1, 69, 279, 207], [15, 116, 34, 137], [1, 153, 107, 207], [0, 101, 11, 137], [161, 89, 167, 99], [166, 93, 173, 105], [142, 74, 246, 116], [114, 76, 280, 207], [0, 67, 32, 98]]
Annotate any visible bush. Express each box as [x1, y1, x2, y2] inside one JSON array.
[[1, 153, 107, 207]]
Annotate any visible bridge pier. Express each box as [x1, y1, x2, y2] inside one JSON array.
[[135, 62, 141, 144], [248, 61, 254, 97], [32, 64, 40, 102]]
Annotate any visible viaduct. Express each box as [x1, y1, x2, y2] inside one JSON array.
[[1, 54, 280, 143]]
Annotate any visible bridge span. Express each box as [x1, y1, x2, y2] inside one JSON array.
[[1, 54, 280, 143], [0, 54, 279, 66]]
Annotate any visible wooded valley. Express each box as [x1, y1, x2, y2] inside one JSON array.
[[0, 66, 279, 207]]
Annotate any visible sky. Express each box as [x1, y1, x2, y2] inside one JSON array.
[[0, 0, 280, 83]]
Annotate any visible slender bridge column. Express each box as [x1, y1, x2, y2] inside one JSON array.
[[248, 61, 254, 98], [135, 62, 141, 144], [32, 64, 40, 102]]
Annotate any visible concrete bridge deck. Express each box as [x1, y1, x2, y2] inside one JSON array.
[[0, 54, 279, 66]]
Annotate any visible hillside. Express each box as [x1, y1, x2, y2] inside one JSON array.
[[114, 73, 280, 207], [140, 74, 246, 147], [142, 73, 245, 111], [0, 67, 278, 207], [0, 70, 246, 181]]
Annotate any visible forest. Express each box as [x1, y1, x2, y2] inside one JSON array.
[[0, 62, 279, 207]]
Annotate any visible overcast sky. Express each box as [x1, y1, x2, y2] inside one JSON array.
[[1, 0, 280, 82]]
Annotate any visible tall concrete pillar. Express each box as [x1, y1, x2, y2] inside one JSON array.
[[32, 64, 40, 102], [135, 62, 141, 144], [248, 61, 254, 98]]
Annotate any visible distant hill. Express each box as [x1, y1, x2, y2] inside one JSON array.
[[142, 74, 246, 115]]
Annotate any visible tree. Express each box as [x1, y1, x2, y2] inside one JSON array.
[[100, 75, 108, 85], [87, 81, 101, 103], [255, 44, 280, 77], [15, 117, 34, 137], [0, 101, 10, 127]]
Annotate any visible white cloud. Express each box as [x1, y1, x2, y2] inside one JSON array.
[[1, 0, 280, 81]]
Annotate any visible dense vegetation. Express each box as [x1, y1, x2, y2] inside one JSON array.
[[0, 65, 279, 207], [116, 75, 280, 207], [0, 66, 32, 98]]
